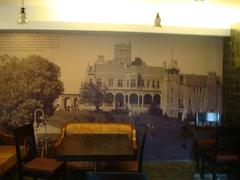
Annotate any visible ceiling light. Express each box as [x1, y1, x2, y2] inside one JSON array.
[[18, 0, 28, 24]]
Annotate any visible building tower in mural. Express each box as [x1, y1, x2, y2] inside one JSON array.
[[114, 41, 131, 66], [222, 26, 240, 126], [56, 42, 221, 119]]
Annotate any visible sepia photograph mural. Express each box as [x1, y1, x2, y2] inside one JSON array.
[[0, 32, 223, 160]]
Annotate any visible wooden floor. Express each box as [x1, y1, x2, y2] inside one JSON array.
[[3, 161, 240, 180], [144, 161, 195, 180], [61, 161, 196, 180]]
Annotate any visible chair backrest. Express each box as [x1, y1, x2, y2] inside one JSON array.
[[214, 127, 240, 158], [87, 171, 148, 180], [195, 112, 221, 127], [137, 125, 149, 172], [0, 129, 14, 145], [13, 123, 38, 170]]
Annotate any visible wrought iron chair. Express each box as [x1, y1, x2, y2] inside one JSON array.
[[86, 171, 148, 180], [100, 124, 149, 172], [200, 127, 240, 180], [13, 123, 66, 180]]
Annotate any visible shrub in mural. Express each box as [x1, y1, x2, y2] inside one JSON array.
[[79, 81, 107, 111], [0, 55, 64, 131]]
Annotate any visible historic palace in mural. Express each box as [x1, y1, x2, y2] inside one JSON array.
[[56, 42, 221, 118]]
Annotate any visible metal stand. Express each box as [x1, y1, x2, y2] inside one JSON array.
[[34, 108, 48, 157]]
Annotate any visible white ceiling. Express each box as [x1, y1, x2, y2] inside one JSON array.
[[1, 0, 240, 7], [0, 0, 240, 36]]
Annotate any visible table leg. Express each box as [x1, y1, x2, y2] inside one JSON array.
[[94, 161, 100, 172]]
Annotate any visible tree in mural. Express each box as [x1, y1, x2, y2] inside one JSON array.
[[0, 55, 64, 130], [79, 81, 107, 111], [131, 57, 146, 66]]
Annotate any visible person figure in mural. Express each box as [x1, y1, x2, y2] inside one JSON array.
[[136, 111, 141, 122], [181, 109, 187, 122], [133, 111, 136, 126], [181, 108, 194, 150], [129, 110, 135, 125], [115, 101, 120, 112], [130, 111, 140, 127], [186, 108, 195, 125], [124, 104, 129, 112], [67, 105, 70, 111]]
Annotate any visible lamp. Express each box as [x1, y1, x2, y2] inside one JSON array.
[[18, 0, 28, 24], [154, 12, 161, 27]]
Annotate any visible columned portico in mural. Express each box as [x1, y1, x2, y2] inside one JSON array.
[[56, 90, 161, 112]]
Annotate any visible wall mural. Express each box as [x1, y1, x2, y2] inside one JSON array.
[[0, 32, 223, 160]]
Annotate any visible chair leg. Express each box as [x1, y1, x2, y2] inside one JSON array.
[[62, 168, 66, 180], [196, 159, 199, 170], [212, 162, 216, 180], [193, 141, 199, 170], [61, 162, 66, 180], [200, 156, 205, 179], [17, 173, 23, 180], [227, 164, 231, 178], [196, 150, 200, 170]]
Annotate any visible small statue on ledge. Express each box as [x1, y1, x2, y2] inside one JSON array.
[[154, 12, 161, 27]]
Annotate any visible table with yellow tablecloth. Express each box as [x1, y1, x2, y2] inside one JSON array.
[[0, 145, 28, 177], [0, 146, 18, 176]]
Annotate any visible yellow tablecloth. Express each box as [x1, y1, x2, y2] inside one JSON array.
[[0, 146, 18, 176]]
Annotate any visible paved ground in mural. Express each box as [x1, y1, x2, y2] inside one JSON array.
[[138, 115, 193, 161], [47, 111, 194, 161]]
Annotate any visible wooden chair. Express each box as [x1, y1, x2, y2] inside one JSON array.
[[193, 112, 221, 170], [13, 123, 66, 180], [100, 125, 149, 172], [200, 127, 240, 180], [86, 171, 148, 180]]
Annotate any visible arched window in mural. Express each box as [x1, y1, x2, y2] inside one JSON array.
[[115, 93, 124, 107], [130, 94, 138, 105], [104, 93, 114, 107], [153, 94, 161, 105], [64, 97, 71, 111], [144, 94, 152, 105], [105, 93, 114, 104]]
